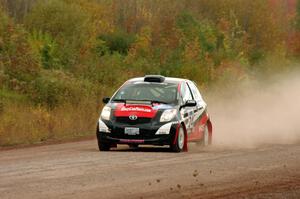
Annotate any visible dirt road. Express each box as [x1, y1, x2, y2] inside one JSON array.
[[0, 140, 299, 199]]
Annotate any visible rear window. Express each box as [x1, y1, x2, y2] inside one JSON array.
[[112, 82, 178, 104]]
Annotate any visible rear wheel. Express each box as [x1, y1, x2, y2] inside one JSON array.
[[198, 124, 209, 146], [171, 125, 185, 152]]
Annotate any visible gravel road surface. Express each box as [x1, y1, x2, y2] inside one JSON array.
[[0, 140, 299, 199]]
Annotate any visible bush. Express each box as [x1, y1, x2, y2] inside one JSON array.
[[30, 70, 94, 109], [0, 9, 40, 82], [0, 70, 8, 88], [98, 30, 136, 55], [0, 99, 3, 114], [25, 0, 89, 69], [28, 30, 60, 69]]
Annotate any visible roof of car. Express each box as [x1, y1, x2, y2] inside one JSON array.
[[128, 76, 187, 84]]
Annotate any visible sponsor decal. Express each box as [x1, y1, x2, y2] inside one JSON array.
[[121, 107, 151, 112], [114, 104, 157, 118]]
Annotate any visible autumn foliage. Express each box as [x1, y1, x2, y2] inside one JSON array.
[[0, 0, 299, 146]]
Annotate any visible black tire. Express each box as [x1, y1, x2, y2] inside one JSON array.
[[171, 125, 185, 152], [97, 140, 111, 151], [128, 144, 139, 149], [96, 123, 111, 151]]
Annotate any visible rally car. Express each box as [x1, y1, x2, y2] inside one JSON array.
[[96, 75, 212, 152]]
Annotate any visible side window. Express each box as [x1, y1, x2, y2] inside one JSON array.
[[180, 82, 193, 103], [187, 82, 199, 101], [187, 81, 204, 102]]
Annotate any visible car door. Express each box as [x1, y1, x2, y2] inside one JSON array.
[[187, 81, 207, 141], [179, 82, 196, 135]]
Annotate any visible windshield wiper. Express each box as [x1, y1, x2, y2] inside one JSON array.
[[112, 99, 169, 105], [137, 99, 169, 104], [111, 99, 127, 103], [150, 100, 168, 104]]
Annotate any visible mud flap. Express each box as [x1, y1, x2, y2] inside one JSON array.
[[207, 119, 213, 145], [183, 125, 188, 152]]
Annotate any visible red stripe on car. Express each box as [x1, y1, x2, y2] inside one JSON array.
[[188, 113, 209, 141], [173, 124, 181, 145], [177, 83, 181, 92]]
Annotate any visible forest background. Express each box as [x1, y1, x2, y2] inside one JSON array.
[[0, 0, 299, 146]]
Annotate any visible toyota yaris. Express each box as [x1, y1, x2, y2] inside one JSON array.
[[96, 75, 212, 152]]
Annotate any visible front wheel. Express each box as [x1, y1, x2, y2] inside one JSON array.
[[170, 125, 185, 152], [128, 144, 139, 149], [97, 140, 111, 151], [96, 123, 111, 151]]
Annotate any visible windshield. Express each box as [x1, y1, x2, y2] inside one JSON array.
[[112, 82, 178, 104]]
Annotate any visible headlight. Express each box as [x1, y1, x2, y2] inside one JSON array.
[[101, 106, 111, 120], [98, 119, 111, 133], [160, 109, 177, 122]]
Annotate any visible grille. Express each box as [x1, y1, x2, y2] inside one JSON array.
[[112, 127, 157, 139], [115, 117, 151, 124]]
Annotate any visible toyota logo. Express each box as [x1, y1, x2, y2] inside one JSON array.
[[129, 115, 138, 120]]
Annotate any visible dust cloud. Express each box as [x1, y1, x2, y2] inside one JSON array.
[[208, 71, 300, 148]]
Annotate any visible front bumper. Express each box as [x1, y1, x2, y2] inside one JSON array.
[[97, 133, 172, 145], [96, 120, 178, 146]]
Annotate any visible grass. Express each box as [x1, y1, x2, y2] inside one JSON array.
[[0, 100, 99, 147]]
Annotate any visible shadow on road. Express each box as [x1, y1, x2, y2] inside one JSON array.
[[109, 146, 174, 153], [83, 142, 210, 153]]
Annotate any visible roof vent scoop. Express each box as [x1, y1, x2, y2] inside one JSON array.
[[144, 75, 165, 83]]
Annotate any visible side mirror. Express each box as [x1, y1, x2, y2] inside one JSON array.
[[180, 100, 197, 110], [185, 100, 197, 107], [102, 97, 110, 104]]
